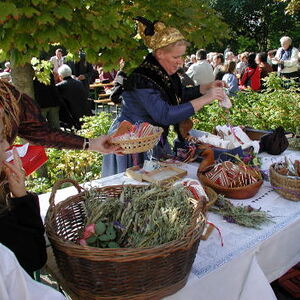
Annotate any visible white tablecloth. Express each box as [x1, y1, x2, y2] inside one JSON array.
[[39, 150, 300, 300]]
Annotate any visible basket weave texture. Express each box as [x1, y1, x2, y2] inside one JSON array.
[[45, 179, 206, 300], [270, 163, 300, 201], [198, 173, 263, 199], [112, 128, 163, 154]]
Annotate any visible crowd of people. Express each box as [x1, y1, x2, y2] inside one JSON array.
[[182, 36, 300, 96]]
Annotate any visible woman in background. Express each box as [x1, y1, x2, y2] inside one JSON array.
[[239, 52, 261, 91]]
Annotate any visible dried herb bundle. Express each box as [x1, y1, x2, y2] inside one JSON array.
[[82, 184, 196, 248], [209, 196, 273, 229]]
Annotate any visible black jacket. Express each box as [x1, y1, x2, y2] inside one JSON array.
[[0, 192, 47, 276], [33, 72, 61, 108], [56, 77, 92, 129]]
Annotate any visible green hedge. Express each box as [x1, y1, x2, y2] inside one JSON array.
[[193, 73, 300, 133]]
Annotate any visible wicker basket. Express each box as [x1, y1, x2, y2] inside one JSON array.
[[45, 179, 206, 300], [198, 173, 263, 200], [269, 163, 300, 201], [112, 128, 163, 154]]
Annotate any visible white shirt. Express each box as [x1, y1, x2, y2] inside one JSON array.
[[236, 61, 247, 75], [273, 47, 299, 74], [49, 56, 64, 72], [0, 243, 66, 300], [186, 60, 214, 85]]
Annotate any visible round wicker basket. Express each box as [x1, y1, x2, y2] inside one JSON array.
[[269, 163, 300, 201], [112, 128, 163, 154], [45, 179, 207, 300]]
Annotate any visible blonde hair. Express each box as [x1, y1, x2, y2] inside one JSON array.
[[154, 40, 190, 54]]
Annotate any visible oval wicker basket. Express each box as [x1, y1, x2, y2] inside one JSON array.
[[269, 163, 300, 201], [112, 128, 163, 154], [198, 173, 263, 200], [45, 179, 207, 300]]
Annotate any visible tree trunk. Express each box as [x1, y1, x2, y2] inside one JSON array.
[[10, 62, 35, 98], [10, 61, 48, 177]]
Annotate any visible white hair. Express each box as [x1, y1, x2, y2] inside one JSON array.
[[280, 36, 292, 46], [4, 62, 10, 68], [57, 64, 72, 78], [0, 72, 11, 79], [225, 51, 234, 59]]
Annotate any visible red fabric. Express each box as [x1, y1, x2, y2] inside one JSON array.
[[239, 67, 261, 91], [99, 70, 117, 82]]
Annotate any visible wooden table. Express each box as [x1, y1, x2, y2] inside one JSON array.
[[89, 82, 113, 89]]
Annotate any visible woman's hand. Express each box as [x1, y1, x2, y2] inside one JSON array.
[[191, 87, 226, 112], [200, 80, 226, 94], [3, 148, 26, 198], [89, 135, 122, 154]]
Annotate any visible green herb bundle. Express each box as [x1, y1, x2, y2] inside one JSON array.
[[209, 196, 273, 229], [82, 184, 196, 248]]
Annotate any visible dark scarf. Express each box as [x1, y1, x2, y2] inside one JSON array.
[[279, 46, 293, 61], [124, 53, 183, 105]]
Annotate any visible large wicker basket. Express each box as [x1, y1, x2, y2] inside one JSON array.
[[270, 163, 300, 201], [45, 179, 206, 300], [112, 128, 163, 154]]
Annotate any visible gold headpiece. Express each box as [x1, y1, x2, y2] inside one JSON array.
[[135, 17, 185, 51]]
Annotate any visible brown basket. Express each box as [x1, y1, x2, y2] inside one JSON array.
[[112, 128, 163, 154], [45, 179, 206, 300], [269, 163, 300, 201], [198, 173, 263, 200]]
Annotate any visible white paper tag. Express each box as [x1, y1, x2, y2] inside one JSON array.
[[5, 143, 29, 162]]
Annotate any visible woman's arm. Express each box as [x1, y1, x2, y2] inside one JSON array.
[[132, 87, 225, 126]]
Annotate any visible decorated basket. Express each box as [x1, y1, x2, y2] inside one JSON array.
[[198, 174, 263, 199], [197, 161, 263, 199], [270, 163, 300, 201], [45, 179, 207, 300]]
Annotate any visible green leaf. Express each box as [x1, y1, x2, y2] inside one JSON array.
[[106, 224, 116, 240], [100, 242, 108, 248], [95, 221, 106, 235], [108, 242, 119, 248], [99, 234, 111, 241], [53, 5, 73, 21], [20, 7, 41, 18], [86, 235, 97, 244], [0, 3, 17, 21]]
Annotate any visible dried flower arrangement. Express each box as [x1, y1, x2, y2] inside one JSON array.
[[79, 184, 201, 248]]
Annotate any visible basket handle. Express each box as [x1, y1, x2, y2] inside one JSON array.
[[49, 178, 83, 207]]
